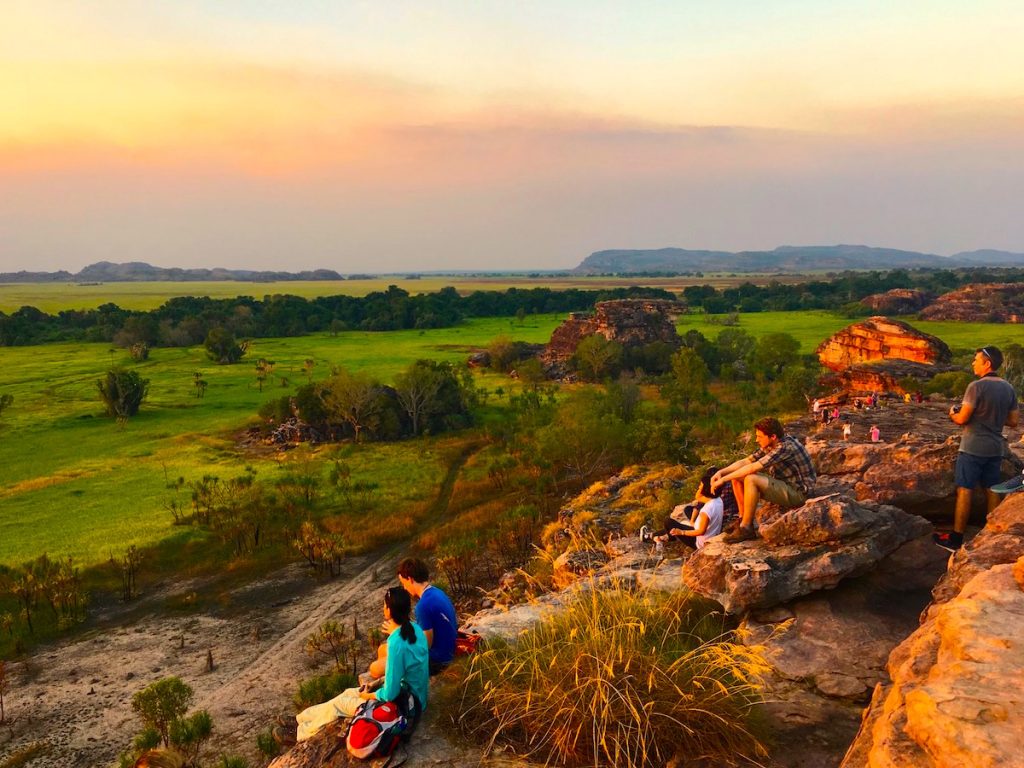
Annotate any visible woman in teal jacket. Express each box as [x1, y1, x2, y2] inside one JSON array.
[[360, 586, 430, 712]]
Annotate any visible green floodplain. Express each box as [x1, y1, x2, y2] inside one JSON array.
[[0, 305, 1018, 569]]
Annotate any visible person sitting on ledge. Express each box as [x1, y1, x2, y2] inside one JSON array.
[[654, 467, 724, 549], [711, 417, 817, 543]]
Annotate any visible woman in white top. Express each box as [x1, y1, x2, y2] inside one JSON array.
[[654, 467, 724, 550]]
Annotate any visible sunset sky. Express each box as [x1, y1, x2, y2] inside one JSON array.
[[2, 0, 1023, 272]]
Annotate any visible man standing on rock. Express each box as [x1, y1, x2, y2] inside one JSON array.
[[711, 417, 817, 543], [398, 557, 458, 676], [934, 346, 1019, 552]]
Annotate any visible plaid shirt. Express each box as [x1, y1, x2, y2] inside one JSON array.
[[751, 436, 816, 495]]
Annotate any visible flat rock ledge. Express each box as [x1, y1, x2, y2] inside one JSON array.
[[682, 495, 932, 614], [841, 493, 1024, 768]]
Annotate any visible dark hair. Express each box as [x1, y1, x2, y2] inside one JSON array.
[[753, 417, 785, 440], [977, 346, 1003, 371], [699, 466, 721, 498], [385, 586, 417, 645], [397, 557, 430, 584]]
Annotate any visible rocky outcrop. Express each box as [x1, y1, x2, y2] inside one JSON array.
[[682, 496, 931, 613], [860, 289, 935, 315], [828, 359, 957, 395], [841, 493, 1024, 768], [816, 317, 952, 372], [920, 282, 1024, 323], [540, 299, 682, 371]]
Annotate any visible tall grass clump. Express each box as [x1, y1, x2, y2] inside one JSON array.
[[453, 584, 770, 768]]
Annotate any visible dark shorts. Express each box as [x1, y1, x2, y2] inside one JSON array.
[[954, 452, 1002, 490]]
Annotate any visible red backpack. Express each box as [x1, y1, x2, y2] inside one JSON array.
[[346, 699, 407, 763]]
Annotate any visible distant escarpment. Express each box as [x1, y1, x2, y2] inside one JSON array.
[[572, 245, 1024, 275], [919, 282, 1024, 323], [0, 261, 344, 283]]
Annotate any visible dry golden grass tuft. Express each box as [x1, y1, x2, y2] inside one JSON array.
[[453, 581, 771, 768]]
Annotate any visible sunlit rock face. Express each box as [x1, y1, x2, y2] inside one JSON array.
[[816, 317, 952, 372], [841, 494, 1024, 768], [920, 282, 1024, 323]]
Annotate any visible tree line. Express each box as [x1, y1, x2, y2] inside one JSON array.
[[0, 285, 674, 347]]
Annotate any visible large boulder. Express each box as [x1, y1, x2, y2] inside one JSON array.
[[682, 496, 931, 613], [816, 317, 951, 372], [540, 299, 682, 372], [920, 282, 1024, 323], [860, 289, 935, 315], [841, 494, 1024, 768], [830, 359, 958, 395]]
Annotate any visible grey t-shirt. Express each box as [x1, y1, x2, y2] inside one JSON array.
[[960, 375, 1018, 457]]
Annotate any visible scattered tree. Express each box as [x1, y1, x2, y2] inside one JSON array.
[[97, 369, 150, 423], [0, 392, 12, 421], [663, 347, 711, 412], [254, 358, 274, 392], [0, 658, 9, 724], [573, 334, 623, 381], [131, 677, 194, 748], [192, 372, 207, 399], [318, 367, 381, 442], [204, 327, 249, 365]]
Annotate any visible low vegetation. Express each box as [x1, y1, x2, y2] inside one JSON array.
[[453, 583, 771, 768]]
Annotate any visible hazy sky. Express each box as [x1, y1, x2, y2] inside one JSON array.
[[2, 0, 1023, 273]]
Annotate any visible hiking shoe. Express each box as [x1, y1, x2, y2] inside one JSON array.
[[933, 531, 964, 553], [722, 525, 757, 543]]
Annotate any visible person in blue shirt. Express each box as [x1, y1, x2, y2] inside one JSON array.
[[359, 586, 430, 712], [397, 557, 458, 676]]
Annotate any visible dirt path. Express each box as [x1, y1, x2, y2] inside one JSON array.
[[0, 444, 487, 767]]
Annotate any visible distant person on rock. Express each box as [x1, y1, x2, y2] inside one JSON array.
[[712, 417, 817, 543], [654, 467, 726, 549], [398, 557, 458, 676], [870, 425, 881, 443], [842, 422, 852, 441], [934, 346, 1019, 552]]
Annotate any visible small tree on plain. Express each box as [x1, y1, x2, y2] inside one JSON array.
[[97, 369, 150, 423], [0, 658, 9, 724], [131, 677, 194, 748], [204, 327, 249, 365]]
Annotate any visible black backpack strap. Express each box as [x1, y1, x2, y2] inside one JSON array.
[[381, 741, 408, 768]]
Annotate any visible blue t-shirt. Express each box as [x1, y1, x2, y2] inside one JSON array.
[[415, 585, 457, 665]]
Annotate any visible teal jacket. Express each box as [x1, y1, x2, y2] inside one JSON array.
[[375, 622, 430, 709]]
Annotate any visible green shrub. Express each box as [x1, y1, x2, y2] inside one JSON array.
[[293, 670, 357, 710], [453, 583, 769, 768], [256, 727, 281, 758]]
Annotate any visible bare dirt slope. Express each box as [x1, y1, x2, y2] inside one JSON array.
[[0, 553, 405, 767]]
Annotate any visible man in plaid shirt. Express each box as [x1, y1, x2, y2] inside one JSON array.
[[711, 417, 816, 543]]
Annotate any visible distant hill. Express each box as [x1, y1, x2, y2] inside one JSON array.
[[0, 261, 344, 283], [573, 244, 1024, 274], [951, 249, 1024, 265]]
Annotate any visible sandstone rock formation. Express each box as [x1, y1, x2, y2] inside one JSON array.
[[816, 317, 952, 372], [860, 289, 935, 315], [841, 494, 1024, 768], [681, 496, 931, 613], [920, 282, 1024, 323], [540, 299, 682, 372], [827, 359, 957, 395]]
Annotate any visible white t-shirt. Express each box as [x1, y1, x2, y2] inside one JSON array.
[[696, 497, 724, 549]]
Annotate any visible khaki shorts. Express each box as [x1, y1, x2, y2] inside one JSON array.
[[760, 475, 805, 508]]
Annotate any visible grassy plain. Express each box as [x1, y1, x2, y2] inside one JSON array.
[[0, 315, 561, 567], [1, 308, 1016, 568], [0, 274, 807, 313]]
